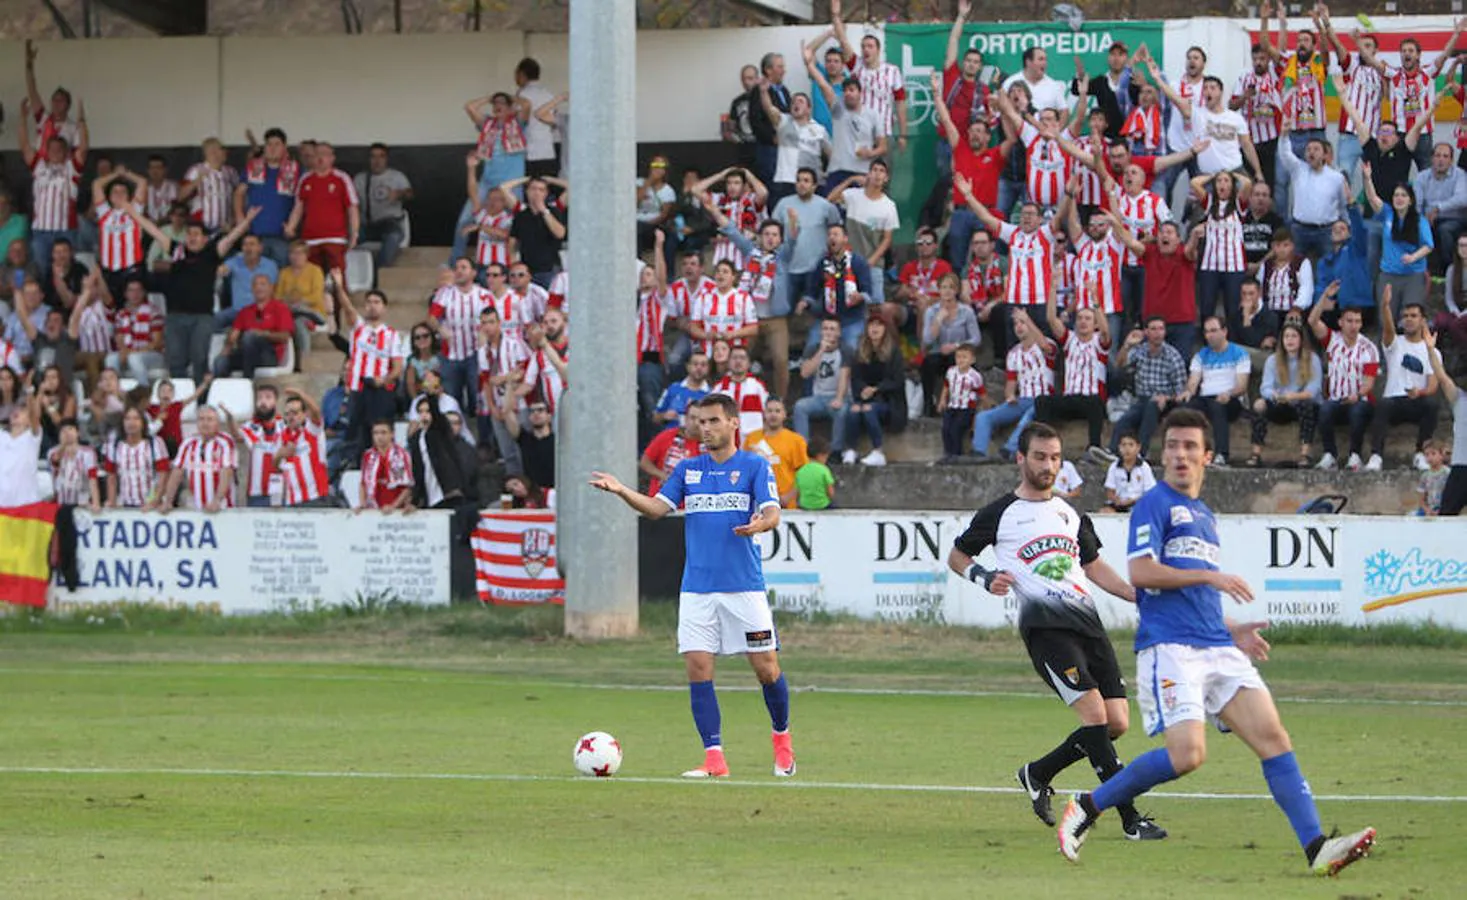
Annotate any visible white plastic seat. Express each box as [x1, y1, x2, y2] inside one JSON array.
[[345, 249, 375, 293], [340, 470, 363, 509], [208, 377, 255, 420], [253, 339, 296, 379]]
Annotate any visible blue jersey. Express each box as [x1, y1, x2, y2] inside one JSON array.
[[1125, 481, 1233, 652], [656, 450, 779, 594], [655, 381, 710, 426]]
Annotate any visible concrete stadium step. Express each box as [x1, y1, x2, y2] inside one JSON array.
[[376, 265, 441, 297], [392, 246, 450, 269]]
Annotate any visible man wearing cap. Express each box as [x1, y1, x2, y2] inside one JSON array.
[[637, 156, 678, 260], [1072, 42, 1139, 137]]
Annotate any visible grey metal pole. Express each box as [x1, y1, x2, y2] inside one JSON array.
[[561, 0, 639, 639]]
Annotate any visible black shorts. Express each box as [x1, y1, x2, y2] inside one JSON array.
[[1023, 627, 1127, 704]]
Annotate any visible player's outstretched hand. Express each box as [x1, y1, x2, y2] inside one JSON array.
[[1230, 619, 1271, 662], [589, 471, 624, 495], [1211, 571, 1255, 604], [733, 512, 770, 537], [987, 571, 1017, 596]]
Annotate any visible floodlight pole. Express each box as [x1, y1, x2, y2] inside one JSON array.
[[561, 0, 639, 639]]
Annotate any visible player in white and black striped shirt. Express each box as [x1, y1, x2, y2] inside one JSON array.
[[947, 421, 1165, 842]]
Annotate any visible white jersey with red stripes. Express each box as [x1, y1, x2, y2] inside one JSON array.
[[1005, 340, 1056, 399], [30, 155, 81, 231], [1071, 134, 1108, 206], [96, 203, 145, 272], [475, 331, 530, 414], [1233, 69, 1283, 144], [711, 191, 764, 267], [1199, 196, 1247, 273], [487, 288, 529, 341], [1281, 83, 1326, 133], [145, 179, 180, 222], [279, 421, 329, 506], [361, 444, 413, 509], [47, 445, 98, 506], [1121, 104, 1164, 153], [347, 321, 404, 392], [473, 208, 514, 267], [430, 284, 493, 361], [1339, 53, 1384, 136], [523, 344, 568, 414], [1061, 330, 1110, 399], [115, 301, 162, 352], [0, 338, 20, 374], [1167, 75, 1207, 149], [1072, 232, 1124, 315], [76, 303, 113, 354], [850, 57, 907, 134], [996, 221, 1059, 306], [1324, 330, 1381, 401], [1111, 187, 1170, 266], [105, 435, 169, 508], [183, 162, 239, 231], [636, 288, 675, 356], [692, 286, 758, 353], [668, 276, 717, 318], [1387, 60, 1442, 134], [548, 271, 570, 312], [237, 416, 285, 500], [174, 433, 237, 510], [943, 366, 986, 410], [710, 373, 769, 441], [512, 283, 550, 325], [1020, 122, 1069, 209]]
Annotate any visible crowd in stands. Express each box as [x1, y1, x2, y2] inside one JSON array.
[[5, 2, 1467, 520]]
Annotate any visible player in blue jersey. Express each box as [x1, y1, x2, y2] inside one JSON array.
[[591, 393, 794, 778], [1056, 408, 1375, 876]]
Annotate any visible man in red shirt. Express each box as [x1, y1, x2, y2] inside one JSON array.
[[285, 141, 359, 275], [1116, 220, 1202, 358], [639, 417, 703, 497], [360, 420, 414, 510], [213, 274, 294, 378], [932, 71, 1012, 276]]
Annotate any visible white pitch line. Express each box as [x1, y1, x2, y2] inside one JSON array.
[[2, 666, 1466, 708], [0, 765, 1462, 804]]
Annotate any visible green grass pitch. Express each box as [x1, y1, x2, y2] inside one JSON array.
[[0, 607, 1463, 898]]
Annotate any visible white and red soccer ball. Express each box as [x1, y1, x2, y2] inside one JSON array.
[[573, 731, 622, 777]]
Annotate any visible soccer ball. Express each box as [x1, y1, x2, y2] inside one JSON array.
[[573, 731, 622, 777]]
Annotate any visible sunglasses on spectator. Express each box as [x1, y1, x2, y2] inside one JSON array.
[[916, 238, 935, 246], [528, 405, 549, 413], [413, 332, 432, 340], [486, 270, 506, 278]]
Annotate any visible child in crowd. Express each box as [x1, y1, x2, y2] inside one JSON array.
[[795, 434, 836, 511], [1103, 431, 1156, 513], [1055, 459, 1083, 500], [1417, 440, 1450, 516], [938, 343, 984, 463], [147, 376, 211, 457]]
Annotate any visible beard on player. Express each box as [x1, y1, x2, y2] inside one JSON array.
[[1020, 455, 1057, 493]]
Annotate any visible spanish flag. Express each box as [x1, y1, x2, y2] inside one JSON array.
[[0, 503, 58, 608]]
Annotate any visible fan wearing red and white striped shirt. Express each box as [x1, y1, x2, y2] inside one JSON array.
[[430, 260, 493, 362], [476, 306, 531, 417], [958, 169, 1067, 311], [1060, 205, 1130, 318], [691, 261, 759, 355], [1107, 170, 1171, 267], [1386, 40, 1448, 136], [636, 270, 676, 360], [971, 310, 1055, 459], [693, 168, 768, 268], [233, 386, 285, 506], [836, 20, 908, 143], [1017, 117, 1071, 211], [548, 270, 570, 313], [1310, 301, 1381, 466], [48, 428, 100, 509], [144, 157, 180, 222], [21, 128, 86, 233], [1233, 56, 1283, 147], [710, 345, 769, 442], [161, 407, 237, 512], [105, 415, 170, 510], [342, 295, 405, 393], [276, 390, 331, 507], [508, 263, 551, 324], [360, 423, 414, 510], [1335, 46, 1384, 140], [521, 309, 569, 416], [105, 278, 166, 384], [1192, 172, 1250, 326], [180, 140, 239, 232], [937, 345, 985, 460], [0, 335, 23, 375], [1037, 284, 1112, 453], [1068, 109, 1112, 209]]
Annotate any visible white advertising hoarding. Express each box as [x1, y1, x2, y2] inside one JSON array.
[[51, 510, 453, 613], [761, 513, 1467, 630]]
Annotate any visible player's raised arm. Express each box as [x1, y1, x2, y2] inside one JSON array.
[[589, 470, 674, 519]]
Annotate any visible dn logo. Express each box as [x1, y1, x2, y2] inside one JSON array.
[[1268, 526, 1337, 569], [875, 520, 944, 562]]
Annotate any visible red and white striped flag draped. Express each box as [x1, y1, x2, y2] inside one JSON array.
[[472, 511, 565, 605]]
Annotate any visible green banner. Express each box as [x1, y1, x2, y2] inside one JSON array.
[[883, 21, 1165, 242]]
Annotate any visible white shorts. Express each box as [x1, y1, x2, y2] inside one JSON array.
[[677, 591, 778, 656], [1136, 643, 1268, 738]]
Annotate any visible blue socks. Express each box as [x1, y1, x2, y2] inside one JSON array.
[[762, 674, 791, 733], [688, 680, 722, 749], [1262, 752, 1324, 850], [1091, 747, 1178, 812]]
